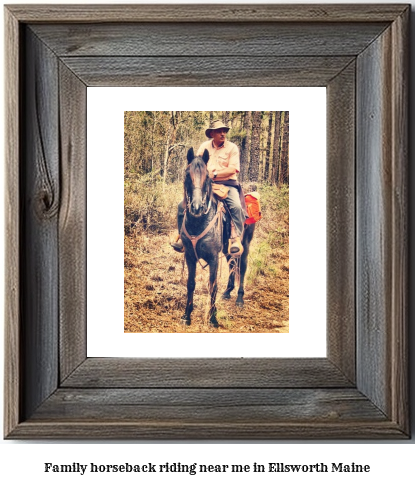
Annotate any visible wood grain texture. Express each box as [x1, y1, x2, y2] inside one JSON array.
[[357, 29, 391, 416], [356, 12, 408, 428], [389, 8, 409, 432], [62, 358, 353, 389], [6, 4, 409, 23], [7, 421, 405, 441], [7, 422, 406, 440], [31, 22, 388, 57], [326, 62, 356, 383], [60, 56, 354, 87], [8, 416, 406, 441], [21, 28, 60, 420], [4, 6, 21, 438], [32, 388, 386, 422], [58, 63, 87, 381]]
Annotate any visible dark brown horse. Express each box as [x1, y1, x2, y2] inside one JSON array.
[[179, 148, 255, 327]]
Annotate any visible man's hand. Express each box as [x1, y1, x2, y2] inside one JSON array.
[[210, 166, 238, 180]]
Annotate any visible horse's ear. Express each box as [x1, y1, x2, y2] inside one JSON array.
[[187, 148, 194, 163], [202, 149, 209, 164]]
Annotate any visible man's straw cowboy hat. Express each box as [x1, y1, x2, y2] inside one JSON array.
[[205, 120, 230, 138]]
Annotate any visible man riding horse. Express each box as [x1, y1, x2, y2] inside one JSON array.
[[172, 119, 245, 256]]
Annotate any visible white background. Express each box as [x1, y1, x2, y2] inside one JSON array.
[[1, 1, 415, 487], [87, 86, 326, 357]]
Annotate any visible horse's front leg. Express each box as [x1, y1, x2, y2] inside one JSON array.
[[182, 255, 196, 325], [208, 257, 219, 327]]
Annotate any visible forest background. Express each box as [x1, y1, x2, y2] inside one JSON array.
[[124, 111, 289, 333]]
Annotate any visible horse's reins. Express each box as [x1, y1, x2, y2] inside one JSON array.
[[181, 201, 224, 270]]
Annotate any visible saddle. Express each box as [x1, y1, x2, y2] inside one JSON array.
[[213, 184, 262, 225]]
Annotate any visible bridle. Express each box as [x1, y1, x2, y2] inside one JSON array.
[[181, 200, 223, 270], [182, 160, 224, 268], [185, 185, 211, 216], [182, 175, 223, 268]]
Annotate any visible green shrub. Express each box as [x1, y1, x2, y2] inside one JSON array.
[[245, 183, 289, 283], [247, 239, 279, 284], [125, 174, 182, 235]]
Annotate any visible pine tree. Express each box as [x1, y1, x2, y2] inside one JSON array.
[[240, 111, 251, 183], [264, 111, 273, 182], [249, 111, 262, 182], [271, 111, 282, 185], [280, 111, 289, 184]]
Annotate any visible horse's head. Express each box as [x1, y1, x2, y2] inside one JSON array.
[[184, 148, 212, 217]]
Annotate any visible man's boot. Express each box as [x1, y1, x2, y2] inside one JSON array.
[[171, 234, 184, 253], [229, 220, 243, 256], [229, 236, 244, 256]]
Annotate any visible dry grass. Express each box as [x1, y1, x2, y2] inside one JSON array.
[[124, 181, 289, 333]]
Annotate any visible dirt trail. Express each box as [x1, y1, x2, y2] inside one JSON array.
[[124, 231, 289, 333]]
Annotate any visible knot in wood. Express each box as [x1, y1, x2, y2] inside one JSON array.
[[36, 188, 59, 219]]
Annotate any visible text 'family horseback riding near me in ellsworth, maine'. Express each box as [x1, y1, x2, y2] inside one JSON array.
[[43, 461, 370, 475]]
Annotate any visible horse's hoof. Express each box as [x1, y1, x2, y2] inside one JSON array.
[[181, 315, 191, 326], [209, 315, 220, 328], [222, 292, 231, 300], [236, 300, 244, 308]]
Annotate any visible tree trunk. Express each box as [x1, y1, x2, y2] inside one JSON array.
[[240, 111, 251, 183], [151, 114, 157, 174], [280, 111, 289, 184], [162, 124, 172, 186], [162, 111, 179, 185], [271, 111, 282, 185], [249, 111, 261, 182], [209, 111, 214, 124], [223, 111, 230, 125], [264, 111, 273, 182]]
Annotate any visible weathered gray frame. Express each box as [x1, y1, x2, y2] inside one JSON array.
[[4, 4, 409, 439]]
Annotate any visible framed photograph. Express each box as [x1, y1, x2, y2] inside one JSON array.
[[120, 106, 293, 336], [87, 87, 326, 358], [4, 4, 409, 439]]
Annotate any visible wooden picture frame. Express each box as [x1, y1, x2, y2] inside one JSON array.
[[4, 4, 409, 439]]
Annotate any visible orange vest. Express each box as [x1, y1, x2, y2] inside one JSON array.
[[245, 192, 262, 225]]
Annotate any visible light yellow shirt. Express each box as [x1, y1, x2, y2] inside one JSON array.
[[197, 139, 240, 181]]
